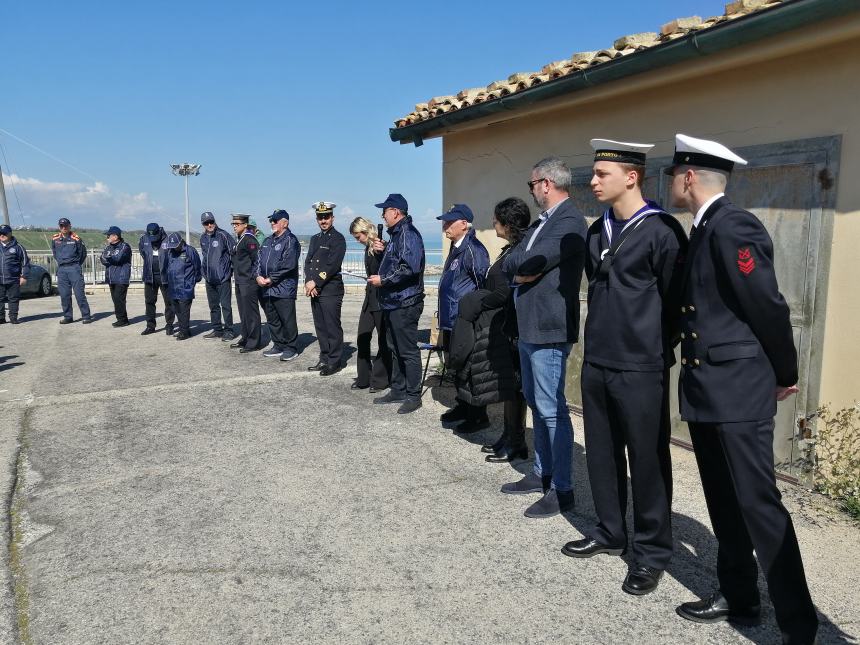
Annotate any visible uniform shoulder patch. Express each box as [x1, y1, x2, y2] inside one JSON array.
[[249, 243, 257, 250], [737, 247, 756, 275], [52, 233, 62, 239], [71, 233, 80, 241]]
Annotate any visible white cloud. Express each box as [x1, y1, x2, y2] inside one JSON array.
[[1, 173, 176, 229]]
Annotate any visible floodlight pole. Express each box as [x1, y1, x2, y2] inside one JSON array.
[[184, 174, 190, 244], [0, 164, 10, 227], [170, 163, 201, 245]]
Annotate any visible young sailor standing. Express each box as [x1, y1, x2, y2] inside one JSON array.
[[562, 140, 687, 596]]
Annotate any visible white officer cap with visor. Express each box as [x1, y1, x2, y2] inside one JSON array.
[[590, 139, 654, 164], [664, 134, 748, 175]]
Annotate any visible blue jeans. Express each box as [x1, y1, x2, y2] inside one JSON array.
[[519, 340, 574, 492]]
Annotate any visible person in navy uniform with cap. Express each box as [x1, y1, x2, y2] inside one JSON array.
[[436, 204, 491, 432], [200, 211, 237, 341], [52, 217, 92, 324], [0, 224, 30, 324], [139, 222, 175, 335], [230, 213, 262, 352], [304, 201, 347, 376], [367, 193, 426, 414], [562, 140, 687, 595], [256, 209, 301, 361], [162, 232, 202, 340], [666, 134, 817, 644], [99, 226, 132, 327]]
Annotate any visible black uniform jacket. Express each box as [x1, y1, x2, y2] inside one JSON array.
[[584, 210, 687, 371], [362, 248, 383, 312], [304, 228, 346, 296], [678, 196, 797, 423], [233, 231, 260, 285]]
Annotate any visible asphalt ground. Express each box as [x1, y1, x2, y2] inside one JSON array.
[[0, 289, 858, 645]]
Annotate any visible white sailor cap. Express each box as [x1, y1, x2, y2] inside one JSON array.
[[665, 133, 748, 175], [590, 139, 654, 165], [312, 201, 336, 215]]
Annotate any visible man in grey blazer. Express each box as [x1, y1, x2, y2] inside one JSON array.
[[501, 157, 587, 518]]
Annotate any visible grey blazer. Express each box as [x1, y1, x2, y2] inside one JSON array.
[[502, 198, 587, 345]]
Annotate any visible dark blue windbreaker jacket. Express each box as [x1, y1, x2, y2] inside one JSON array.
[[378, 215, 425, 310], [255, 230, 300, 299], [100, 240, 132, 285], [51, 233, 87, 267], [0, 237, 31, 284], [438, 229, 490, 330], [139, 230, 167, 284], [200, 226, 236, 284], [164, 244, 202, 300]]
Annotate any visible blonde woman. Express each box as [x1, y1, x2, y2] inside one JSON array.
[[349, 217, 392, 391]]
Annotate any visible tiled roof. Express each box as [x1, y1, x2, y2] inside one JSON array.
[[393, 0, 784, 130]]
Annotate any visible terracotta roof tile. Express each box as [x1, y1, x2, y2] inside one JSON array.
[[393, 0, 788, 128]]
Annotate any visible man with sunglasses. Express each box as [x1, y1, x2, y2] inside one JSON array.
[[368, 193, 426, 414], [304, 201, 347, 375], [52, 217, 92, 324], [230, 214, 262, 352], [500, 157, 586, 518], [200, 211, 237, 341], [256, 210, 301, 361]]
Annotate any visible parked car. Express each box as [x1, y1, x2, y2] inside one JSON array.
[[21, 264, 53, 297]]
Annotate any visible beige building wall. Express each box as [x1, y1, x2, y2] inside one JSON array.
[[439, 17, 860, 411]]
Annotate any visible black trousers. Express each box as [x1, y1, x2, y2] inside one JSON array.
[[0, 282, 21, 320], [144, 282, 174, 328], [173, 299, 193, 335], [235, 281, 262, 350], [502, 394, 527, 448], [689, 419, 818, 643], [384, 301, 423, 400], [261, 296, 297, 352], [109, 283, 129, 323], [311, 294, 344, 366], [582, 363, 673, 569], [205, 279, 233, 332], [356, 305, 391, 388]]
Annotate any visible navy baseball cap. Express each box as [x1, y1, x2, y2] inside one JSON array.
[[437, 204, 474, 223], [58, 218, 71, 226], [0, 225, 11, 236], [201, 211, 216, 224], [165, 232, 184, 249], [146, 222, 161, 236], [269, 209, 289, 222], [103, 226, 122, 236], [374, 194, 408, 212]]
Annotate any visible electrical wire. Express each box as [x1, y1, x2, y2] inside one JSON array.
[[0, 127, 98, 182]]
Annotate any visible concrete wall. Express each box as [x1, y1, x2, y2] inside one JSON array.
[[439, 15, 860, 412]]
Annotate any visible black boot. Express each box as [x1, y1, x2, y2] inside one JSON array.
[[486, 442, 528, 463]]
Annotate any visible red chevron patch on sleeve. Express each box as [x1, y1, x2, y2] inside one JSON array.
[[737, 247, 756, 275]]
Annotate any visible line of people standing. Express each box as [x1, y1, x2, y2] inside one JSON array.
[[435, 137, 817, 644]]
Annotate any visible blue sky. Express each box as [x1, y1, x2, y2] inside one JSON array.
[[3, 0, 725, 244]]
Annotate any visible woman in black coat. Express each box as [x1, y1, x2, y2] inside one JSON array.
[[350, 217, 392, 391], [448, 198, 531, 462]]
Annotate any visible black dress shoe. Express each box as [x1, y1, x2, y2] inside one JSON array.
[[203, 330, 222, 339], [486, 445, 528, 463], [112, 320, 129, 327], [307, 361, 325, 371], [561, 537, 625, 558], [141, 327, 157, 335], [175, 333, 190, 341], [482, 436, 506, 454], [676, 592, 761, 626], [455, 417, 491, 434], [239, 346, 257, 353], [59, 318, 74, 324], [230, 341, 246, 348], [320, 364, 343, 376], [622, 565, 664, 596], [440, 405, 468, 423], [81, 317, 93, 324], [369, 386, 386, 393], [351, 383, 370, 390], [374, 392, 407, 404]]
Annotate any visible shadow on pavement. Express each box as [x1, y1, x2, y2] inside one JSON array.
[[15, 311, 64, 323]]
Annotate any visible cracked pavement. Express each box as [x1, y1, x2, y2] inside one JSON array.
[[0, 290, 858, 644]]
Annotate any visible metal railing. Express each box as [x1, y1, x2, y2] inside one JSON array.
[[26, 247, 444, 286]]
